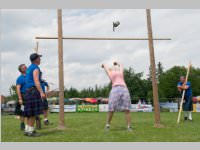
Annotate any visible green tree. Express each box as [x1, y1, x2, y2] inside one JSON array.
[[156, 61, 164, 82], [8, 85, 18, 100], [159, 66, 200, 99], [124, 67, 150, 99], [148, 61, 164, 83]]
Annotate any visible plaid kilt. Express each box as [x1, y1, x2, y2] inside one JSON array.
[[15, 94, 25, 116], [24, 87, 44, 117], [183, 96, 193, 111], [108, 85, 131, 112]]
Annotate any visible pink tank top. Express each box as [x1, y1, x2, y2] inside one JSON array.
[[109, 70, 126, 87]]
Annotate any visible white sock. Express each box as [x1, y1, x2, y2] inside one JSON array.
[[188, 111, 192, 120], [128, 125, 131, 128], [184, 111, 188, 117], [44, 118, 48, 121], [28, 126, 34, 133], [106, 123, 110, 127], [25, 124, 29, 132]]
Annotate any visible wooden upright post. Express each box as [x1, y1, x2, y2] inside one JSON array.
[[34, 41, 39, 53], [36, 41, 39, 53], [57, 9, 65, 128], [146, 9, 161, 127]]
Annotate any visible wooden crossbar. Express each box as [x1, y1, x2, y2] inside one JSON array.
[[35, 36, 171, 41]]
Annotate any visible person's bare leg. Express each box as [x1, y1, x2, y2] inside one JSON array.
[[105, 111, 114, 129], [28, 117, 37, 133], [35, 115, 41, 129], [43, 110, 48, 118], [29, 116, 35, 126], [43, 110, 50, 124], [20, 116, 24, 123], [107, 111, 114, 125], [25, 117, 33, 134], [27, 117, 30, 125], [125, 110, 131, 128], [25, 116, 40, 136]]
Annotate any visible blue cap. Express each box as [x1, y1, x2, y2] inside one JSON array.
[[30, 53, 42, 62]]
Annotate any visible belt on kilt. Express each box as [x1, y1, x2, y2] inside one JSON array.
[[26, 86, 37, 91]]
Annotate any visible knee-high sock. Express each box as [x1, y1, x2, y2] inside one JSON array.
[[184, 111, 189, 117], [188, 111, 192, 119], [25, 124, 29, 132]]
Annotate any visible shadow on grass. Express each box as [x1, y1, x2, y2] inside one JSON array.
[[110, 127, 130, 131], [40, 128, 64, 136]]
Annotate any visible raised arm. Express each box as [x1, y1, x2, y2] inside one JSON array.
[[113, 62, 123, 73], [119, 63, 124, 73], [101, 64, 112, 80]]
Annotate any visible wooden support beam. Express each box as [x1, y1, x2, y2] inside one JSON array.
[[146, 9, 161, 127], [57, 9, 65, 129], [34, 41, 39, 53], [36, 37, 171, 41]]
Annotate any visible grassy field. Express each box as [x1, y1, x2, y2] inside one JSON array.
[[1, 112, 200, 142]]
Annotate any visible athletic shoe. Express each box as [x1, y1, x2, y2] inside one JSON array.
[[24, 130, 36, 136], [184, 117, 188, 121], [24, 131, 28, 136], [104, 124, 110, 131], [25, 131, 40, 137], [44, 119, 50, 125], [127, 126, 133, 131], [188, 118, 193, 121]]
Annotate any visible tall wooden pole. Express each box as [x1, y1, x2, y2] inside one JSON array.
[[36, 41, 39, 53], [177, 62, 191, 124], [57, 9, 65, 128], [146, 9, 161, 127]]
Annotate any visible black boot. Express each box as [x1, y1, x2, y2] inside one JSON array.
[[20, 122, 25, 130], [184, 117, 188, 121]]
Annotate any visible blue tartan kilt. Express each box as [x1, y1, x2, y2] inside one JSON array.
[[183, 96, 193, 111], [24, 87, 44, 117]]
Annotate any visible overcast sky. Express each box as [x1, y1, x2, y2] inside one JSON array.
[[1, 9, 200, 96]]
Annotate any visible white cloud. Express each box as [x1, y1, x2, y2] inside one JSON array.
[[1, 9, 200, 95]]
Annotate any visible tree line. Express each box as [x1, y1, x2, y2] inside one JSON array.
[[6, 62, 200, 103]]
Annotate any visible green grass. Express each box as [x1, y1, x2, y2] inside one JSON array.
[[1, 112, 200, 142]]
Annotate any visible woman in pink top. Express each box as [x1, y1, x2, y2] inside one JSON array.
[[102, 62, 132, 131]]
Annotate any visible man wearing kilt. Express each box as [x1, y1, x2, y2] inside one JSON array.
[[16, 64, 27, 130], [24, 53, 45, 137], [102, 62, 132, 131], [177, 76, 193, 121]]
